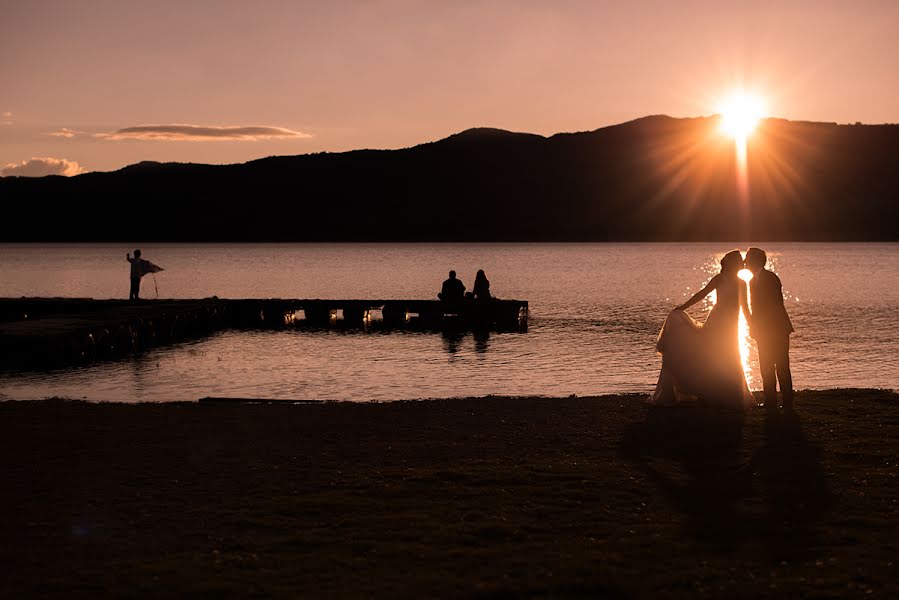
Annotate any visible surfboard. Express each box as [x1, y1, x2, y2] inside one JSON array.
[[140, 260, 164, 277]]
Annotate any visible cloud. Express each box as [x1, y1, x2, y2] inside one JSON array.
[[98, 124, 312, 141], [48, 127, 84, 138], [2, 157, 84, 177], [2, 111, 11, 126]]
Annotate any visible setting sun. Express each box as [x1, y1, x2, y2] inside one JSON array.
[[718, 92, 766, 139]]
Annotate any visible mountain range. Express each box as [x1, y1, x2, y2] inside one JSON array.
[[2, 115, 898, 241]]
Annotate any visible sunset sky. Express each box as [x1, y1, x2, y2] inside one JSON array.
[[2, 0, 898, 175]]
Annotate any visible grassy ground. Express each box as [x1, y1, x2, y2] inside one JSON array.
[[1, 389, 897, 598]]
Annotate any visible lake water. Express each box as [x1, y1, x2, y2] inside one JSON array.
[[1, 243, 897, 401]]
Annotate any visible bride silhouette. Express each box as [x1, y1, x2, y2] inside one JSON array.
[[651, 250, 753, 409]]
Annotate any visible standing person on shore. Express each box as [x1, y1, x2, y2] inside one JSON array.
[[126, 249, 163, 301], [650, 250, 753, 408], [745, 247, 794, 412], [127, 249, 144, 301]]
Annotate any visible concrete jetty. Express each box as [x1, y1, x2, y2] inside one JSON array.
[[0, 297, 528, 369]]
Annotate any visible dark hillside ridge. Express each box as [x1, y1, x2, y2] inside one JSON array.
[[2, 116, 898, 241]]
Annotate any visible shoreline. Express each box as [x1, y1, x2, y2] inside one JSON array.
[[2, 387, 895, 404], [2, 389, 897, 597]]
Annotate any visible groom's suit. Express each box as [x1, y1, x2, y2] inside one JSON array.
[[749, 268, 794, 408]]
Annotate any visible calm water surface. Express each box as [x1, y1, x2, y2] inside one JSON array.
[[1, 243, 896, 401]]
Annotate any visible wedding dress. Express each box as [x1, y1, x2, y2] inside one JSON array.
[[651, 275, 753, 409]]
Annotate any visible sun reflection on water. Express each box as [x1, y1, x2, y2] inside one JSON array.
[[737, 267, 754, 389], [738, 305, 753, 389], [701, 258, 756, 390]]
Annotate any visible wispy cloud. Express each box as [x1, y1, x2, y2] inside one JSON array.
[[99, 124, 312, 141], [2, 157, 84, 177], [46, 124, 312, 141], [48, 127, 84, 138], [2, 111, 11, 126]]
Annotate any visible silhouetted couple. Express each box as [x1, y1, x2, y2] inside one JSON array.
[[651, 248, 793, 411], [438, 270, 491, 302]]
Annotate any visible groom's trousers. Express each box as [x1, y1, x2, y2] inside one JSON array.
[[757, 334, 793, 408]]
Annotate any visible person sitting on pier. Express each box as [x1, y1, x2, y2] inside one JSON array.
[[438, 270, 466, 301], [471, 269, 492, 301]]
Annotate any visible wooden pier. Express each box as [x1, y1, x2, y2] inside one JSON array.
[[0, 297, 528, 369]]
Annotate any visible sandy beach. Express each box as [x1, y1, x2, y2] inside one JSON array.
[[1, 389, 897, 598]]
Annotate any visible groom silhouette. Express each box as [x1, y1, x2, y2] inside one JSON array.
[[745, 248, 794, 411]]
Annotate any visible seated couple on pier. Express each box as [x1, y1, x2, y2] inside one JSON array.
[[438, 270, 492, 302]]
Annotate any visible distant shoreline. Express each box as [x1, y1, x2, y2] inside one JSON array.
[[4, 240, 899, 245], [2, 389, 897, 596], [4, 117, 899, 243], [1, 388, 896, 403]]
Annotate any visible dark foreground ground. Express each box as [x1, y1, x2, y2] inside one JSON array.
[[1, 390, 897, 598]]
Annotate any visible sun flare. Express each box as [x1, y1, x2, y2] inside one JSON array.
[[718, 92, 766, 140]]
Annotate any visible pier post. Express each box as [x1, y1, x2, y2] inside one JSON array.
[[342, 305, 367, 326], [303, 303, 332, 326], [381, 303, 406, 327]]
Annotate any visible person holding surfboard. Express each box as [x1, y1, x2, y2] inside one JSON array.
[[126, 249, 163, 300]]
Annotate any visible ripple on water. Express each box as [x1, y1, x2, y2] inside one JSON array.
[[0, 243, 897, 401]]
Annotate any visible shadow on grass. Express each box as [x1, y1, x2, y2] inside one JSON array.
[[619, 405, 830, 557], [750, 409, 832, 559], [619, 406, 751, 548]]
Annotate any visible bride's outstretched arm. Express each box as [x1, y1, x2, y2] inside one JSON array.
[[676, 275, 717, 311]]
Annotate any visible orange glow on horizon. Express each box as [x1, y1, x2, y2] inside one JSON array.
[[718, 92, 766, 141], [717, 91, 767, 211]]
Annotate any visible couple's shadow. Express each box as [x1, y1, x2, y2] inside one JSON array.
[[620, 405, 830, 557]]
